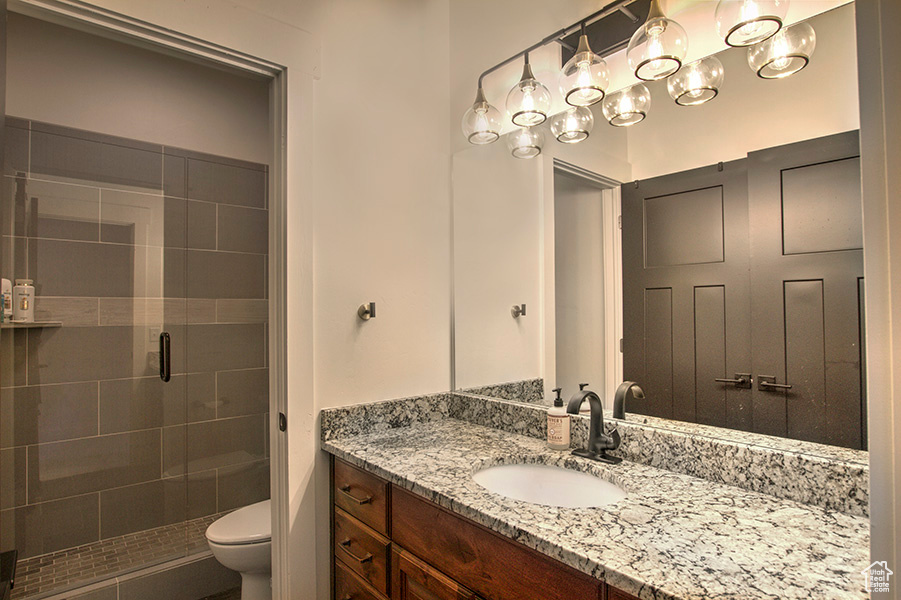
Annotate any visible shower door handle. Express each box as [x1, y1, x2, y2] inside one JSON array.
[[159, 332, 171, 382]]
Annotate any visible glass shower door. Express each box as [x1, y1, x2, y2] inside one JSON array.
[[0, 119, 191, 595], [179, 152, 271, 539]]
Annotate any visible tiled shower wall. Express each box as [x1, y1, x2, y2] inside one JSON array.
[[0, 118, 270, 562]]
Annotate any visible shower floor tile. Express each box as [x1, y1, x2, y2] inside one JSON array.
[[12, 512, 230, 600]]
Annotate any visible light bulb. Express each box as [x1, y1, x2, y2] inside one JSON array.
[[550, 106, 594, 144], [507, 56, 551, 127], [747, 21, 815, 79], [602, 84, 651, 127], [559, 34, 608, 107], [507, 127, 544, 159], [667, 56, 724, 106], [462, 87, 501, 145], [716, 0, 788, 47], [771, 36, 791, 69], [687, 71, 704, 98], [626, 0, 688, 81]]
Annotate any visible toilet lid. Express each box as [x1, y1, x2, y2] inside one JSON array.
[[206, 499, 272, 545]]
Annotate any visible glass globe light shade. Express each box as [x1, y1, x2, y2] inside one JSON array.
[[506, 59, 552, 127], [667, 56, 725, 106], [507, 127, 545, 159], [715, 0, 789, 47], [601, 84, 651, 127], [627, 0, 688, 81], [748, 21, 815, 79], [550, 107, 594, 144], [559, 34, 609, 107], [461, 87, 502, 145]]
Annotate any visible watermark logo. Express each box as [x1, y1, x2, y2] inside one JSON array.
[[862, 561, 893, 594]]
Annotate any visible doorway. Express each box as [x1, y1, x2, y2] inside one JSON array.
[[0, 4, 289, 598]]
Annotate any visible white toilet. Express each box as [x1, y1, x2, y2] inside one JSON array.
[[206, 499, 272, 600]]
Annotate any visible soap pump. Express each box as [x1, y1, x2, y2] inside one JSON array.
[[547, 387, 571, 450]]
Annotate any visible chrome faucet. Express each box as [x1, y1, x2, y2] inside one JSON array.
[[612, 381, 645, 420], [566, 386, 622, 465]]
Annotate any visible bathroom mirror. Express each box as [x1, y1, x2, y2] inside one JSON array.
[[452, 3, 869, 454]]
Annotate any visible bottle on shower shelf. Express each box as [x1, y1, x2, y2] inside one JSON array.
[[12, 279, 34, 323]]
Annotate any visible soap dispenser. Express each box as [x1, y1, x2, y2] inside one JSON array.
[[547, 388, 571, 450]]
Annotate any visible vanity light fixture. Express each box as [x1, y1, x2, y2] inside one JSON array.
[[559, 23, 609, 107], [550, 106, 594, 143], [748, 21, 816, 79], [508, 127, 544, 159], [667, 56, 725, 106], [462, 86, 502, 145], [602, 83, 651, 127], [626, 0, 688, 81], [715, 0, 789, 47], [506, 53, 552, 127]]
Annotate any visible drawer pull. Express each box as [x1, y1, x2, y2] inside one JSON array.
[[339, 539, 373, 564], [338, 485, 372, 505]]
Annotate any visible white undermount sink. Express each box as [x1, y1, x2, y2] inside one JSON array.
[[472, 463, 627, 508]]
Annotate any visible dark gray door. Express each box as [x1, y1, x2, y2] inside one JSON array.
[[622, 131, 865, 449], [747, 131, 864, 448], [622, 160, 753, 429]]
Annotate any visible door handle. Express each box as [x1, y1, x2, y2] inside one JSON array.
[[714, 373, 752, 389], [159, 332, 171, 382], [758, 375, 792, 391]]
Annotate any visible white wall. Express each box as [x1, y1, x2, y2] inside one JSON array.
[[312, 0, 450, 409], [5, 13, 270, 164], [627, 3, 859, 180], [553, 173, 605, 399], [453, 140, 542, 389]]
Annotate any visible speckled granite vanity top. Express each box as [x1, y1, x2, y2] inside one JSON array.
[[322, 403, 870, 600]]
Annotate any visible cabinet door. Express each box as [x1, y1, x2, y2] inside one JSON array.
[[607, 587, 640, 600], [392, 548, 480, 600]]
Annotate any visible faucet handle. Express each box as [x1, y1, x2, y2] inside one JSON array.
[[579, 382, 589, 391], [607, 427, 621, 451]]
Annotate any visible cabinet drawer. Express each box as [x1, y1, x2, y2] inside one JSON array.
[[335, 507, 390, 595], [392, 547, 481, 600], [334, 458, 390, 535], [336, 559, 386, 600], [391, 488, 601, 600]]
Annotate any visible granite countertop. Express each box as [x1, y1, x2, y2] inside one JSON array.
[[322, 418, 870, 600]]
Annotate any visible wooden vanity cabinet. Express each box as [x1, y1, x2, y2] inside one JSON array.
[[392, 548, 482, 600], [331, 457, 638, 600], [391, 487, 602, 600]]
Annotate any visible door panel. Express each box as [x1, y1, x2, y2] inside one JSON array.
[[783, 279, 827, 442], [623, 161, 752, 429], [748, 131, 864, 448], [694, 286, 727, 427], [643, 288, 673, 419]]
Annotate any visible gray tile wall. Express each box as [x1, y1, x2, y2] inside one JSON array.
[[0, 118, 270, 565]]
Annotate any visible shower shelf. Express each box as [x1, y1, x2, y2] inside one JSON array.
[[0, 321, 62, 329]]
